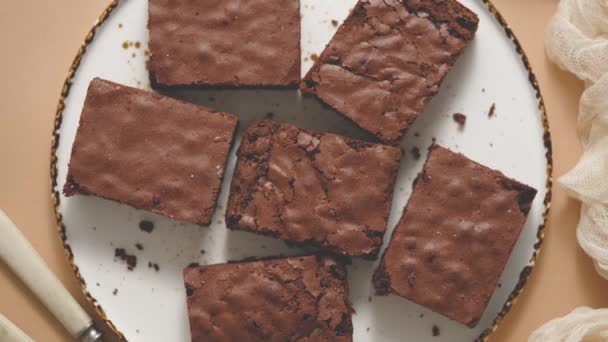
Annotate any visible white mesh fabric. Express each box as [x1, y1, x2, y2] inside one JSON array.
[[545, 0, 608, 280], [528, 307, 608, 342], [530, 1, 608, 339]]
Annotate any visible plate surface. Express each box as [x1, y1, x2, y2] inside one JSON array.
[[51, 1, 551, 341]]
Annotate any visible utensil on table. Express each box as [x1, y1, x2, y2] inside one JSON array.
[[0, 313, 33, 342], [0, 209, 103, 342]]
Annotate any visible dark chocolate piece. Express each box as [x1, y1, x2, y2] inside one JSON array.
[[452, 112, 466, 127], [148, 0, 300, 87], [226, 119, 402, 258], [301, 0, 479, 144], [374, 145, 537, 327], [64, 78, 238, 225], [184, 255, 353, 342]]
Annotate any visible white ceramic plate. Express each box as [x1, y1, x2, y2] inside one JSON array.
[[51, 1, 551, 341]]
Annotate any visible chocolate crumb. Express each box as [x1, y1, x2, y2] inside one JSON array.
[[452, 113, 467, 127], [366, 327, 370, 332], [414, 132, 420, 137], [482, 88, 485, 93], [135, 243, 143, 250], [419, 313, 424, 318], [114, 248, 137, 270], [96, 282, 100, 287], [187, 262, 200, 268], [131, 52, 136, 58], [122, 41, 129, 49], [200, 249, 206, 255], [139, 220, 155, 233], [208, 96, 215, 102], [310, 53, 319, 62], [488, 103, 496, 118], [331, 19, 339, 27], [411, 146, 421, 160], [112, 288, 118, 296], [368, 296, 372, 302], [147, 262, 160, 272], [118, 23, 123, 29], [265, 112, 275, 119], [432, 325, 440, 337], [497, 283, 502, 288], [92, 226, 96, 231], [134, 41, 141, 49]]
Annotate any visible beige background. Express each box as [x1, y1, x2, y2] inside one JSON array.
[[0, 1, 607, 341]]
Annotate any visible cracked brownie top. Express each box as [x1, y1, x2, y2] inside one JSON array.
[[301, 0, 479, 144], [225, 119, 402, 258], [184, 255, 353, 342]]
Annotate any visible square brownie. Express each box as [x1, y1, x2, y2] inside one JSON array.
[[184, 255, 353, 342], [226, 119, 402, 258], [64, 78, 238, 225], [373, 145, 537, 327], [148, 0, 300, 87], [300, 0, 479, 144]]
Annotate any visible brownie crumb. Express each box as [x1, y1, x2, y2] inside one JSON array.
[[488, 103, 496, 118], [265, 112, 275, 119], [310, 53, 319, 62], [368, 296, 372, 302], [366, 327, 370, 332], [122, 41, 129, 49], [331, 19, 339, 27], [118, 23, 123, 29], [114, 248, 137, 271], [187, 262, 200, 268], [139, 220, 155, 233], [200, 249, 206, 255], [432, 325, 440, 337], [414, 132, 420, 137], [135, 243, 143, 250], [92, 226, 97, 231], [147, 261, 160, 271], [411, 146, 421, 160], [112, 288, 118, 296], [452, 113, 467, 127], [134, 41, 141, 49], [419, 313, 424, 318], [208, 96, 215, 102], [497, 283, 502, 288]]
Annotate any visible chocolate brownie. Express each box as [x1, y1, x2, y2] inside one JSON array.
[[148, 0, 300, 87], [301, 0, 479, 144], [226, 119, 402, 258], [64, 78, 238, 225], [373, 145, 537, 327], [184, 255, 353, 342]]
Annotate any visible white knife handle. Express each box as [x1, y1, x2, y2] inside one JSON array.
[[0, 209, 99, 340], [0, 313, 33, 342]]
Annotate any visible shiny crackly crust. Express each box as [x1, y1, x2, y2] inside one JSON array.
[[184, 255, 353, 341], [300, 0, 479, 144], [63, 78, 238, 225], [148, 0, 300, 87], [225, 119, 402, 258], [373, 145, 537, 327]]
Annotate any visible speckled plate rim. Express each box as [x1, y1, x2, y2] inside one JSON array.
[[49, 1, 553, 341]]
